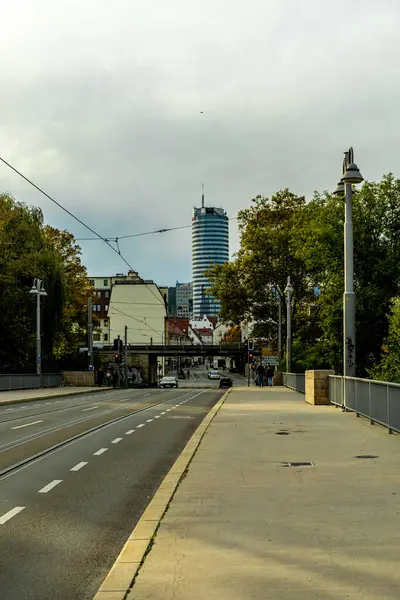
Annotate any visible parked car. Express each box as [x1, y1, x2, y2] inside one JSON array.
[[159, 376, 178, 389], [219, 377, 233, 388], [229, 367, 239, 374], [208, 370, 220, 380]]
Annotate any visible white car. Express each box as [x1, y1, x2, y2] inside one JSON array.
[[208, 370, 220, 380], [160, 376, 178, 389]]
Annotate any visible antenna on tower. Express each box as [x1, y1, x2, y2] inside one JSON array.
[[201, 183, 205, 208]]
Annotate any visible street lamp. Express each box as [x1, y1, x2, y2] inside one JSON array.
[[333, 148, 363, 379], [29, 278, 47, 378], [284, 276, 294, 373]]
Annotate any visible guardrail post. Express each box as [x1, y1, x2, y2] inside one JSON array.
[[387, 385, 393, 434], [369, 381, 374, 425]]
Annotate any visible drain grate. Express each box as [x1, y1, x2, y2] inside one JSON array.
[[275, 431, 290, 436], [281, 461, 314, 467], [355, 455, 378, 459]]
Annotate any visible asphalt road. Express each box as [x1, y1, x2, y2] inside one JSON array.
[[0, 387, 222, 600]]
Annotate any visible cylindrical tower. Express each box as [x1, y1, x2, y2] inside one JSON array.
[[192, 205, 229, 317]]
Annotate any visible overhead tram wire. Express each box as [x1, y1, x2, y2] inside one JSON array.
[[75, 217, 238, 242], [0, 155, 164, 305]]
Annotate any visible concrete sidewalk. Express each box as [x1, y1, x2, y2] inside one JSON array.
[[0, 386, 106, 406], [130, 387, 400, 600]]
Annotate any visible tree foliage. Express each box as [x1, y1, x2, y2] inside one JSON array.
[[369, 298, 400, 383], [0, 193, 91, 372], [207, 175, 400, 378]]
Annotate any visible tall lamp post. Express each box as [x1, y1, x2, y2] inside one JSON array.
[[333, 148, 363, 378], [29, 278, 47, 378], [284, 277, 294, 373]]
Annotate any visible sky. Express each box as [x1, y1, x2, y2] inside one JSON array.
[[1, 0, 400, 286]]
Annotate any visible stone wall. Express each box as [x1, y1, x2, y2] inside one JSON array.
[[305, 370, 334, 405], [62, 371, 95, 387]]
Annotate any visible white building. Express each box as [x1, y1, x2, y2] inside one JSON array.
[[108, 280, 167, 345]]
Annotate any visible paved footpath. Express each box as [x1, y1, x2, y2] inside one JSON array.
[[129, 386, 400, 600], [0, 386, 105, 406]]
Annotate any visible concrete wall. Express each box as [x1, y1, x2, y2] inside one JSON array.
[[62, 371, 95, 387], [305, 370, 334, 405]]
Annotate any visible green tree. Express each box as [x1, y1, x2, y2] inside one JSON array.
[[369, 298, 400, 382], [0, 193, 91, 372]]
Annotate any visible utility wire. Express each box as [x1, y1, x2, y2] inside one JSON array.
[[75, 218, 237, 242], [0, 155, 165, 305]]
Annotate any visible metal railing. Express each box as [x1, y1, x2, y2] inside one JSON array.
[[283, 372, 305, 394], [329, 375, 400, 434], [0, 373, 62, 392]]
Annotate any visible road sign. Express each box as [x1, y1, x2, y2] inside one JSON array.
[[37, 354, 41, 364]]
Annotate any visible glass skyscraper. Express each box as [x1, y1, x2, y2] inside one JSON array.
[[192, 203, 229, 317]]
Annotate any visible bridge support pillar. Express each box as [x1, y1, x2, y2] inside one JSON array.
[[305, 370, 334, 405]]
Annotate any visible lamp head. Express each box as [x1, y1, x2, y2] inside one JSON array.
[[342, 162, 363, 185]]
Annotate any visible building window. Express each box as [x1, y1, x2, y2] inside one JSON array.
[[92, 305, 97, 312], [105, 304, 109, 312], [89, 279, 94, 286], [93, 332, 101, 342], [104, 333, 108, 341], [97, 290, 101, 297], [104, 279, 108, 286], [105, 290, 110, 298], [104, 319, 108, 326], [97, 304, 101, 312]]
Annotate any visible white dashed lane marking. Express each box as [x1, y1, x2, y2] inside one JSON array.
[[146, 419, 153, 423], [125, 430, 135, 435], [111, 437, 123, 444], [11, 420, 43, 430], [83, 406, 99, 411], [161, 411, 166, 415], [154, 415, 160, 419], [39, 480, 63, 494], [94, 448, 108, 456], [137, 424, 145, 428], [0, 507, 25, 525], [70, 462, 88, 472]]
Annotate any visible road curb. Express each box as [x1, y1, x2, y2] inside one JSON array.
[[92, 387, 232, 600], [0, 387, 110, 407]]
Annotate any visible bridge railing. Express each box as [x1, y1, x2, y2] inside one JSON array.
[[282, 372, 305, 394], [0, 373, 62, 392], [329, 375, 400, 434]]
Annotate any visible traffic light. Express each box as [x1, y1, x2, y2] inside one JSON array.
[[114, 353, 121, 363], [249, 352, 254, 362], [248, 338, 254, 351]]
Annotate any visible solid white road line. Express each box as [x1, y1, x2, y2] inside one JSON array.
[[83, 406, 99, 411], [39, 479, 63, 494], [125, 430, 135, 435], [146, 418, 153, 422], [94, 448, 108, 456], [111, 437, 123, 444], [0, 506, 25, 525], [137, 423, 145, 428], [11, 420, 43, 430], [70, 461, 88, 471]]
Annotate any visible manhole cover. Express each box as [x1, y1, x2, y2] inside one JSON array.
[[355, 455, 378, 459], [281, 461, 314, 467], [275, 431, 290, 436]]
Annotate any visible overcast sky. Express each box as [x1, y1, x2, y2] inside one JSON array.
[[1, 0, 399, 285]]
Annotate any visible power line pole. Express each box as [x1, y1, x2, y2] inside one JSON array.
[[278, 295, 282, 361], [88, 296, 93, 369], [124, 326, 128, 388]]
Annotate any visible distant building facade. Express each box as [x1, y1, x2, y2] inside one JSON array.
[[176, 282, 193, 318], [192, 203, 229, 317]]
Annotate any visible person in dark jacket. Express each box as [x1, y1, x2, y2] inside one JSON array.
[[266, 365, 274, 387], [256, 363, 266, 387]]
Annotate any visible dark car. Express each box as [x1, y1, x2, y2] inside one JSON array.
[[229, 367, 239, 373], [219, 377, 233, 388]]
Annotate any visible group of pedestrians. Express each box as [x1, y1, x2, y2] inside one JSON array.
[[255, 363, 275, 387]]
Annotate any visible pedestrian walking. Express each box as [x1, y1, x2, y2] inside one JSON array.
[[187, 369, 190, 380], [266, 365, 274, 387], [97, 367, 104, 387], [256, 362, 266, 387], [112, 370, 118, 388]]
